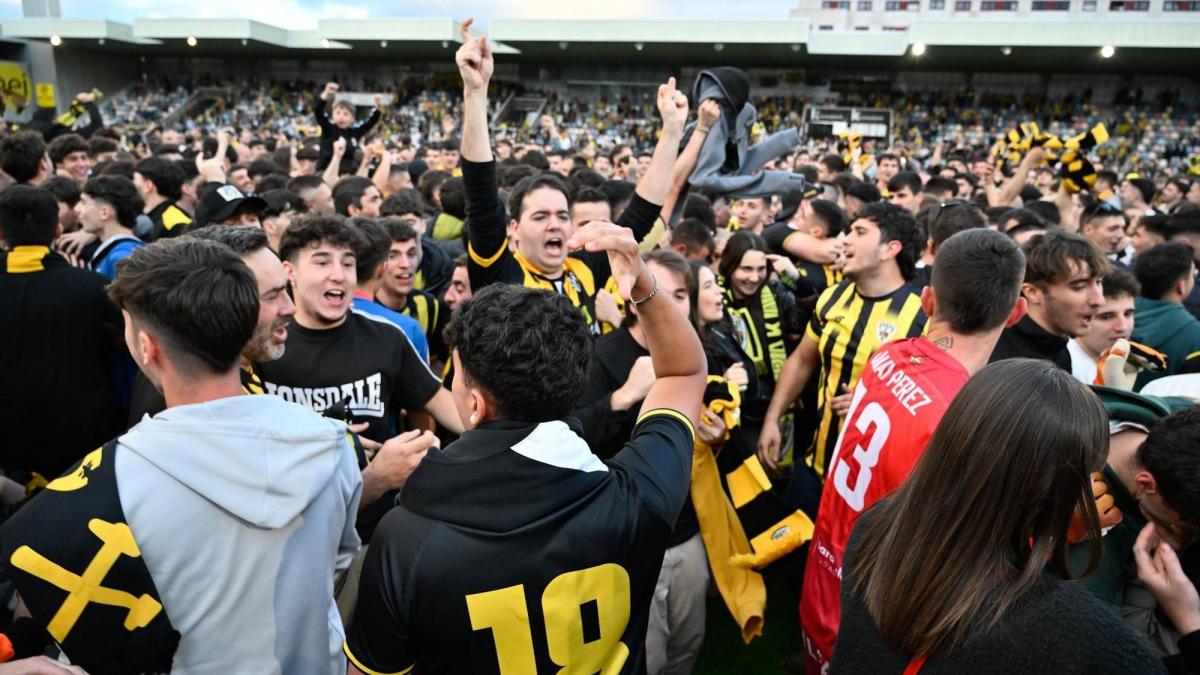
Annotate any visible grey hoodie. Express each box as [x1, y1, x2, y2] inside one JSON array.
[[116, 394, 362, 675], [685, 70, 809, 200]]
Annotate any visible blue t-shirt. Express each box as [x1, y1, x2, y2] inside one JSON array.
[[352, 295, 430, 364], [90, 235, 144, 281]]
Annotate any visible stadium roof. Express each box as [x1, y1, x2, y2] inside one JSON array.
[[0, 16, 1196, 72]]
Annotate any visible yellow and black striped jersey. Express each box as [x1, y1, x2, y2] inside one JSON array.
[[803, 280, 926, 476], [463, 159, 661, 335], [798, 262, 843, 297], [396, 289, 450, 363]]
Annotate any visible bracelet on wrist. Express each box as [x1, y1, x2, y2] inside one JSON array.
[[630, 274, 660, 307]]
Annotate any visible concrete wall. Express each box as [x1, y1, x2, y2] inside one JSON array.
[[49, 47, 140, 109]]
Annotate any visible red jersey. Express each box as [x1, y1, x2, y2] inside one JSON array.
[[799, 337, 969, 674]]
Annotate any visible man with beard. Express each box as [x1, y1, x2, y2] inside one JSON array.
[[126, 225, 293, 421], [989, 230, 1108, 371], [127, 226, 433, 518]]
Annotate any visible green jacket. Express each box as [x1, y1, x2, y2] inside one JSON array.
[[1132, 296, 1200, 389], [1064, 464, 1144, 615]]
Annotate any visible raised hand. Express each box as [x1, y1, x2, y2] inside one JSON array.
[[656, 76, 689, 133], [455, 18, 493, 94], [567, 221, 647, 302], [332, 137, 347, 157], [697, 99, 721, 132], [322, 82, 339, 101]]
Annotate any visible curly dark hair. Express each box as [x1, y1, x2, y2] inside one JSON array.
[[278, 215, 356, 263], [444, 284, 592, 422], [857, 201, 924, 281], [381, 188, 426, 218], [47, 133, 89, 165], [1138, 406, 1200, 530]]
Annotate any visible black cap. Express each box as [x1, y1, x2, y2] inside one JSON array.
[[195, 184, 268, 226], [776, 181, 824, 223]]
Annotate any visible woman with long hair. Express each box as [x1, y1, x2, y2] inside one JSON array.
[[832, 359, 1164, 674], [716, 230, 813, 428], [691, 260, 814, 572]]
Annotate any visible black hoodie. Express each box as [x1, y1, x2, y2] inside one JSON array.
[[343, 412, 694, 675]]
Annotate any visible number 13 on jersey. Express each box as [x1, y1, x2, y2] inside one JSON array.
[[831, 382, 892, 512], [466, 563, 632, 675]]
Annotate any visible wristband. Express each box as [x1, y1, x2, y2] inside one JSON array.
[[630, 275, 659, 307]]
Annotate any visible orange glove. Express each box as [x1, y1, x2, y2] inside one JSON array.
[[1068, 472, 1124, 543]]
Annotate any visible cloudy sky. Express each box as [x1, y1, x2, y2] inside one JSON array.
[[0, 0, 802, 30]]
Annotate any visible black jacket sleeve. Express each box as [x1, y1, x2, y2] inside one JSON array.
[[76, 102, 103, 139], [463, 159, 520, 291], [575, 353, 635, 460], [353, 107, 382, 137], [312, 96, 335, 136]]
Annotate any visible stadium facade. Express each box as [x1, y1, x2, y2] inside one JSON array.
[[0, 5, 1194, 118]]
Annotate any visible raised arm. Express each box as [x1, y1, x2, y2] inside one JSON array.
[[633, 77, 688, 208], [456, 17, 514, 290], [568, 222, 705, 426], [661, 99, 720, 221], [322, 137, 346, 186], [457, 18, 494, 164], [356, 94, 384, 134], [370, 139, 393, 195], [989, 146, 1044, 208], [313, 82, 337, 133]]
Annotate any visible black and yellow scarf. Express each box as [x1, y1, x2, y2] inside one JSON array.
[[700, 377, 813, 570], [722, 281, 787, 384]]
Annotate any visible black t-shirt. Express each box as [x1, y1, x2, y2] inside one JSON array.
[[574, 328, 699, 547], [762, 221, 798, 256], [257, 310, 441, 444], [989, 314, 1071, 372], [575, 327, 648, 460], [345, 410, 695, 675]]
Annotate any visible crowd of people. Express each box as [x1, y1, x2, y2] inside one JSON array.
[[1, 17, 1200, 675], [101, 72, 1200, 181]]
